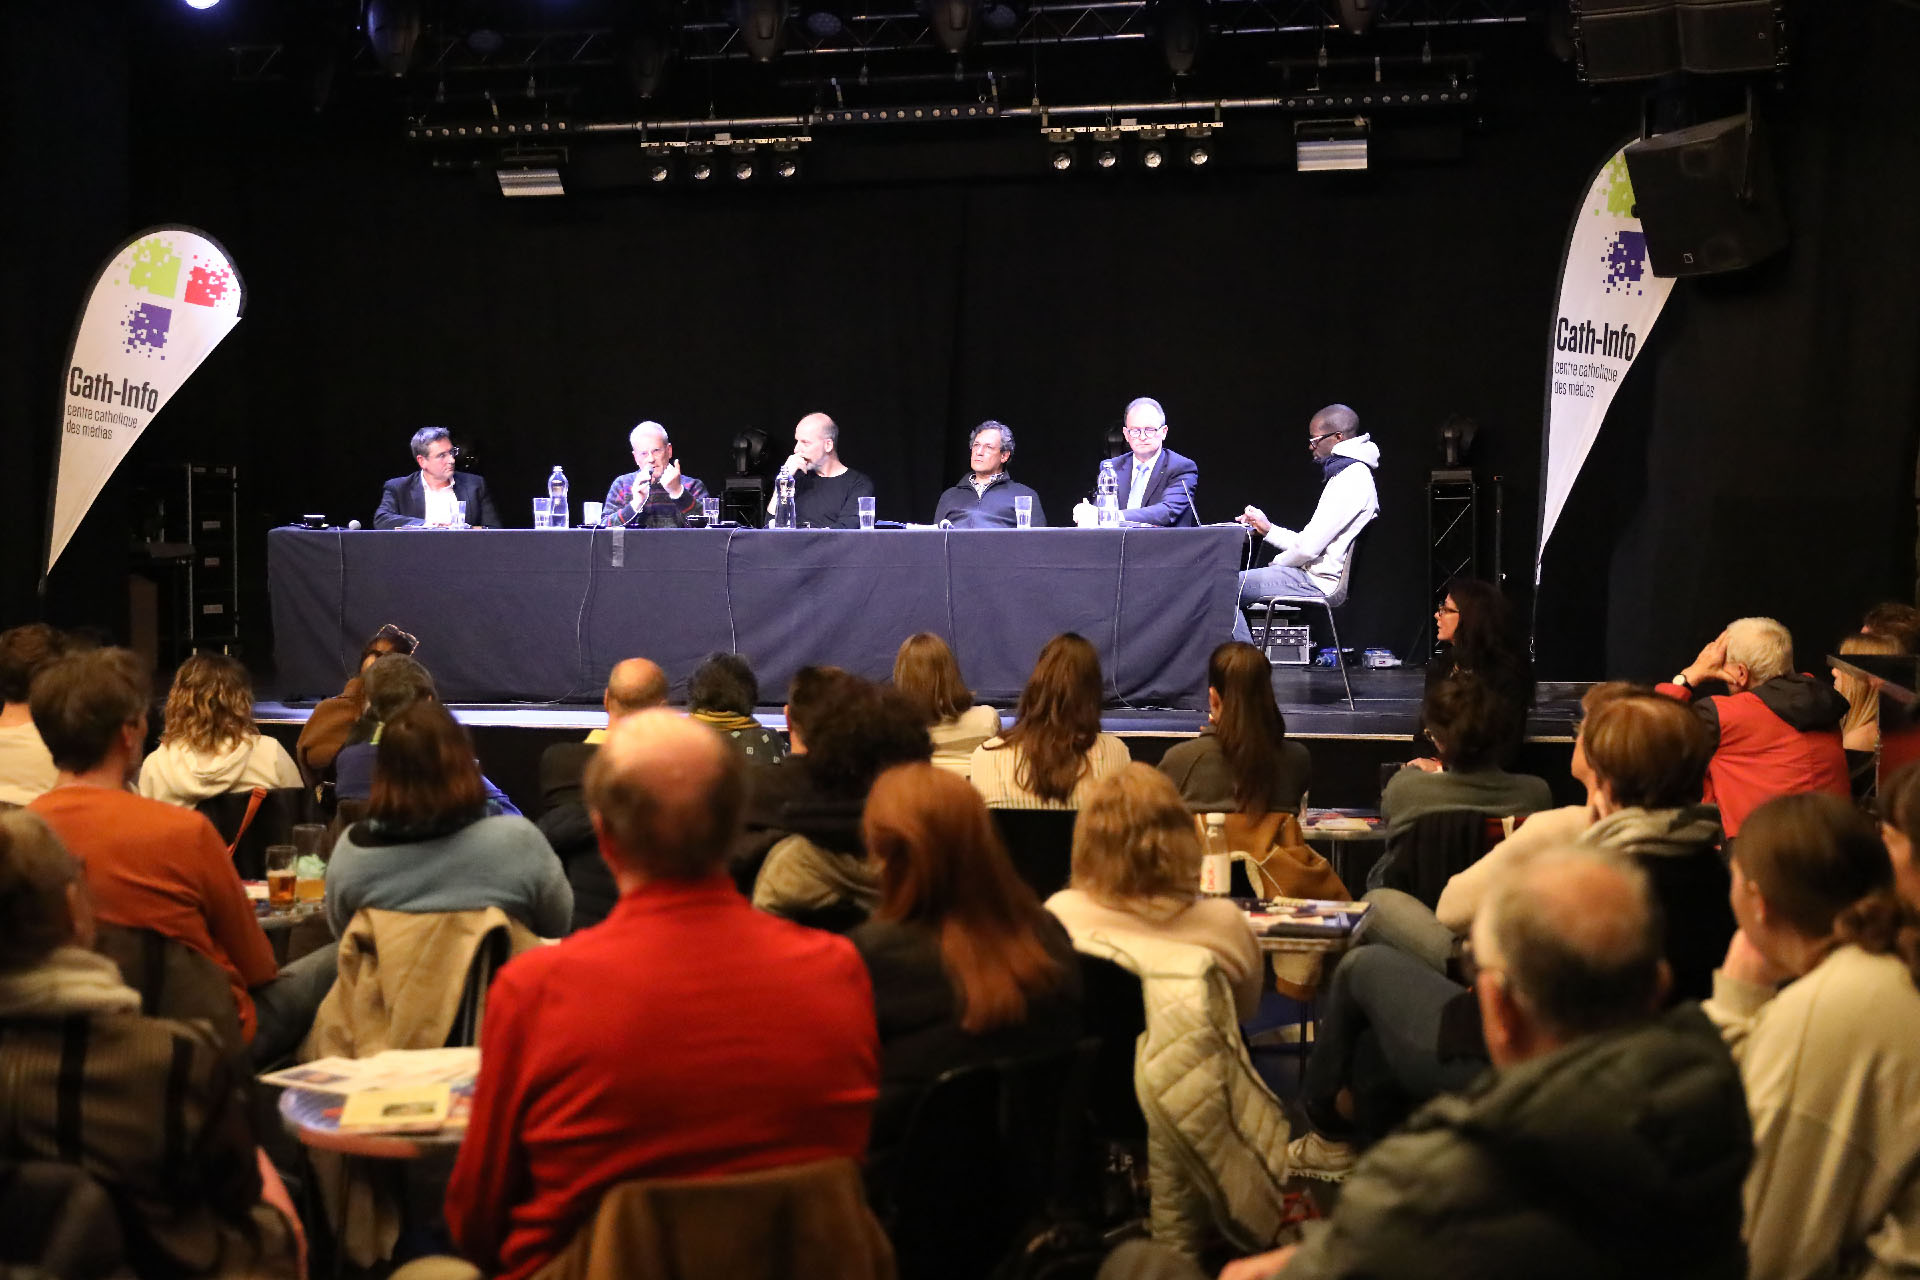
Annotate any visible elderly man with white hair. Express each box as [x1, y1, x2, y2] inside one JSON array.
[[1658, 616, 1849, 836], [600, 420, 710, 527]]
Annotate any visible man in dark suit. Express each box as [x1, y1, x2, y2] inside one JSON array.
[[373, 427, 503, 528], [1072, 396, 1199, 527]]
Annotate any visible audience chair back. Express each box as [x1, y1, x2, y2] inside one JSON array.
[[91, 923, 245, 1053], [1369, 810, 1508, 910], [448, 926, 513, 1047], [1638, 849, 1736, 1002], [873, 1041, 1097, 1280], [524, 1157, 894, 1280], [0, 1160, 132, 1280], [195, 786, 312, 880], [990, 809, 1080, 900], [1077, 954, 1148, 1146]]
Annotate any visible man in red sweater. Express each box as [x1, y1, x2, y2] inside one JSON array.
[[26, 647, 335, 1063], [444, 709, 879, 1280], [1657, 617, 1849, 835]]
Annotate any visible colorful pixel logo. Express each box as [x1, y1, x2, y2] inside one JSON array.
[[1602, 230, 1649, 296], [1594, 155, 1636, 219], [119, 234, 236, 309], [122, 302, 172, 357]]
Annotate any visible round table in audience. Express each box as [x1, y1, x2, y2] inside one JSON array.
[[278, 1086, 467, 1161]]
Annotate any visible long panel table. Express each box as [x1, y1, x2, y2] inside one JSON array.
[[267, 525, 1252, 709]]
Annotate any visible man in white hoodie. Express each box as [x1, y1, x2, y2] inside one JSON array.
[[1232, 404, 1380, 643]]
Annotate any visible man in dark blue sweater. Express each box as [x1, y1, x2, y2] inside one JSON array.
[[933, 420, 1047, 528]]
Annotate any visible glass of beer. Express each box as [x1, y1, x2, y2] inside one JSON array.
[[265, 846, 297, 912]]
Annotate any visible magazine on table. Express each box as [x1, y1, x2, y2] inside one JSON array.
[[258, 1046, 479, 1095], [1240, 895, 1371, 938]]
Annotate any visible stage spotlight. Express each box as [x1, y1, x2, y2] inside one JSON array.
[[1186, 143, 1209, 166], [1142, 147, 1164, 168], [1095, 148, 1119, 169], [621, 16, 679, 100], [1336, 0, 1378, 34], [733, 0, 789, 62], [773, 145, 801, 178], [364, 0, 422, 77], [184, 0, 221, 9], [649, 162, 673, 183], [1148, 0, 1208, 75], [688, 146, 715, 181], [734, 159, 754, 180], [1049, 147, 1075, 172], [925, 0, 979, 54], [981, 0, 1026, 32]]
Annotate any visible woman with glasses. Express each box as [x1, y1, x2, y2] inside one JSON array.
[[1410, 577, 1533, 770]]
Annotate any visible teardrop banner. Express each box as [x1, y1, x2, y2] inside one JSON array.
[[1534, 146, 1676, 585], [43, 225, 246, 581]]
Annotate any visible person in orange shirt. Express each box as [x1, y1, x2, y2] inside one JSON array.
[[27, 647, 335, 1065]]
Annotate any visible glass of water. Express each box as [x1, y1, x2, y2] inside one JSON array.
[[454, 500, 468, 529], [1014, 495, 1033, 529], [582, 500, 604, 527], [701, 496, 721, 525], [532, 497, 552, 528], [858, 496, 877, 530]]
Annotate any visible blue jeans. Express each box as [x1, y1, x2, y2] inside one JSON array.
[[1232, 565, 1323, 643], [250, 943, 340, 1067]]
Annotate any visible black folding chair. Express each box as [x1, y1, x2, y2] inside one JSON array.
[[991, 809, 1081, 900]]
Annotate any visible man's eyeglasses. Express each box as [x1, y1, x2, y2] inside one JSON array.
[[426, 447, 461, 461], [1123, 425, 1164, 439], [1306, 432, 1341, 450]]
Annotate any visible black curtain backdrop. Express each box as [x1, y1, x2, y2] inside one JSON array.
[[8, 1, 1917, 688]]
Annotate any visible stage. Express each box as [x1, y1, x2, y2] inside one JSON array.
[[256, 667, 1586, 818]]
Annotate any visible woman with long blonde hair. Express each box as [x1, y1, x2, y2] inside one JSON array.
[[138, 653, 301, 806], [970, 633, 1128, 808], [1045, 763, 1262, 1019], [891, 633, 999, 777]]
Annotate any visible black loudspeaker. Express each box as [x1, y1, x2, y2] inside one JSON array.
[[1676, 0, 1779, 73], [1574, 0, 1680, 82], [1624, 111, 1787, 276]]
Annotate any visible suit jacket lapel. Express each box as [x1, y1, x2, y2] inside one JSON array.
[[1145, 450, 1169, 503]]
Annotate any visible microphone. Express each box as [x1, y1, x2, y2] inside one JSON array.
[[1180, 477, 1200, 526]]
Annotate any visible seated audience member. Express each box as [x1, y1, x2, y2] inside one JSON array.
[[1658, 617, 1849, 835], [0, 623, 66, 806], [1298, 692, 1728, 1172], [1046, 764, 1262, 1021], [729, 665, 851, 889], [972, 633, 1130, 809], [1435, 680, 1641, 932], [851, 763, 1081, 1152], [751, 678, 932, 928], [27, 647, 333, 1065], [1878, 760, 1920, 908], [1158, 641, 1311, 817], [1705, 793, 1920, 1280], [334, 654, 519, 816], [538, 656, 668, 814], [1412, 579, 1534, 768], [686, 653, 784, 762], [325, 701, 571, 939], [1379, 674, 1553, 837], [892, 632, 999, 777], [295, 623, 416, 783], [443, 710, 878, 1280], [1103, 848, 1752, 1280], [1834, 630, 1901, 754], [138, 653, 302, 806], [0, 810, 303, 1279], [1861, 601, 1920, 651]]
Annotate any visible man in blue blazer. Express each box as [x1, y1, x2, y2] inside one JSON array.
[[1072, 396, 1200, 527], [374, 427, 504, 529]]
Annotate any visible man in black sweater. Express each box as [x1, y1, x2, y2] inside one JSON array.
[[770, 411, 876, 528]]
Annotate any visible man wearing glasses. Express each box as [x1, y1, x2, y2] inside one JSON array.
[[1231, 403, 1380, 642], [374, 426, 503, 529], [1072, 396, 1200, 528]]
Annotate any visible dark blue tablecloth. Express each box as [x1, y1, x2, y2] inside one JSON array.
[[267, 526, 1251, 709]]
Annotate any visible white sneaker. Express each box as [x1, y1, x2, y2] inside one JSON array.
[[1287, 1130, 1358, 1182]]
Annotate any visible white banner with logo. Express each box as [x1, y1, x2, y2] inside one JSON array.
[[45, 226, 245, 578], [1535, 147, 1675, 584]]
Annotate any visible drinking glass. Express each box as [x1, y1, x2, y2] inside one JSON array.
[[265, 846, 297, 911], [582, 500, 604, 527], [532, 497, 553, 528], [858, 496, 877, 530], [1014, 495, 1033, 529], [292, 823, 328, 859], [453, 500, 468, 529], [701, 496, 721, 525]]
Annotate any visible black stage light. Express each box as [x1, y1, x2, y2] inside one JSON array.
[[1149, 0, 1207, 75], [1186, 142, 1209, 167], [981, 0, 1026, 33], [1049, 146, 1075, 172], [687, 144, 716, 181], [1095, 147, 1118, 169], [621, 10, 679, 100], [1142, 146, 1164, 168], [733, 0, 790, 62], [364, 0, 422, 77], [1337, 0, 1378, 35], [926, 0, 979, 54], [731, 429, 770, 474], [648, 160, 673, 183]]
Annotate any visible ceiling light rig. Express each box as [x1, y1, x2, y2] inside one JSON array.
[[1042, 119, 1220, 175]]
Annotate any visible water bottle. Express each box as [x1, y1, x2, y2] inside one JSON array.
[[1095, 460, 1120, 528], [1200, 812, 1231, 896], [547, 466, 569, 528], [774, 472, 797, 529]]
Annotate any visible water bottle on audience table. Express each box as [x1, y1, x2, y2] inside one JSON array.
[[1096, 461, 1120, 528], [547, 466, 570, 528], [1200, 812, 1231, 896]]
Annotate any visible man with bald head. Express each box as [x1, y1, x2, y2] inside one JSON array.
[[446, 710, 879, 1280], [1102, 848, 1751, 1280], [585, 658, 669, 745], [771, 411, 876, 529]]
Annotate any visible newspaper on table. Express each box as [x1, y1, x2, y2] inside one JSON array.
[[259, 1047, 479, 1095]]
